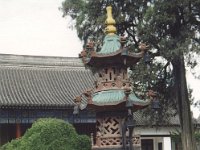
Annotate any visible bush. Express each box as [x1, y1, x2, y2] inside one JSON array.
[[0, 118, 91, 150]]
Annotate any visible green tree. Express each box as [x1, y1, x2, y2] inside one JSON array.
[[0, 118, 91, 150], [61, 1, 200, 149]]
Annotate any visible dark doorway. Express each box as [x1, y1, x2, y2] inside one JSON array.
[[158, 142, 162, 150], [0, 123, 31, 146], [141, 139, 154, 150], [73, 123, 96, 136]]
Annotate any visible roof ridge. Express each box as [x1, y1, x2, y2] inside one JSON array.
[[0, 65, 86, 70], [0, 53, 77, 58], [0, 53, 84, 67]]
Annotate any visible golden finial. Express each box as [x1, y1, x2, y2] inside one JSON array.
[[105, 6, 117, 35]]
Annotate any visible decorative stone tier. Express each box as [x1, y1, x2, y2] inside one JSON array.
[[91, 115, 141, 149], [94, 67, 130, 92]]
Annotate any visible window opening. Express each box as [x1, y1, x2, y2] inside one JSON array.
[[109, 72, 112, 80]]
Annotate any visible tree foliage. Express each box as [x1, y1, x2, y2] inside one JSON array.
[[0, 118, 91, 150], [61, 0, 200, 55], [171, 130, 200, 144], [60, 0, 153, 48], [61, 0, 200, 149]]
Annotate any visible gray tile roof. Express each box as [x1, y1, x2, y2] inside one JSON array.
[[0, 54, 96, 108]]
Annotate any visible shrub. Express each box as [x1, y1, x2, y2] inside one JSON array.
[[0, 118, 91, 150]]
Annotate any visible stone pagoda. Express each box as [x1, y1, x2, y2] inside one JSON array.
[[76, 6, 152, 150]]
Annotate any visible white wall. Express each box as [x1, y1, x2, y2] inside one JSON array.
[[163, 137, 171, 150], [134, 126, 178, 150]]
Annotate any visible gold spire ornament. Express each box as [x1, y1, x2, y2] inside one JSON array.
[[105, 6, 117, 35]]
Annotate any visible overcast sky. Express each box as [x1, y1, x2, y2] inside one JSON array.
[[0, 0, 199, 118], [0, 0, 82, 57]]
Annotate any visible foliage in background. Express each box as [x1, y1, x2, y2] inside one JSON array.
[[61, 1, 200, 149], [171, 131, 200, 143], [61, 0, 200, 56], [196, 132, 200, 142], [0, 118, 91, 150]]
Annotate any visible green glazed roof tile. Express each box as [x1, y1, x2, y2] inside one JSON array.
[[92, 90, 124, 105], [92, 89, 150, 106], [97, 34, 121, 54]]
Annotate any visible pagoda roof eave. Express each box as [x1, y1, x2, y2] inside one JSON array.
[[91, 48, 144, 58], [85, 49, 144, 67], [87, 101, 150, 112], [87, 89, 151, 111]]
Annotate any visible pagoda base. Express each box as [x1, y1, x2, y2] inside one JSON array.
[[91, 112, 141, 149]]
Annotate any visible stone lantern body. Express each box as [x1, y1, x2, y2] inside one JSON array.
[[77, 6, 151, 149]]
